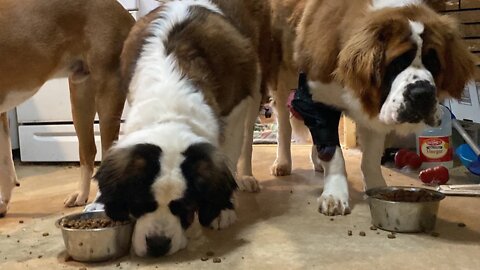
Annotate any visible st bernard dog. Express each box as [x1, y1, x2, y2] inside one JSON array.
[[266, 0, 477, 215], [93, 0, 271, 256]]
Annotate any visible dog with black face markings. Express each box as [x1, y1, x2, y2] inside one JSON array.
[[93, 0, 271, 257]]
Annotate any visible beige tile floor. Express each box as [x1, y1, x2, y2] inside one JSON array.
[[0, 145, 479, 269]]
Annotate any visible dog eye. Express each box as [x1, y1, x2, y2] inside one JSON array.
[[422, 49, 441, 77], [169, 200, 196, 229], [389, 49, 416, 74]]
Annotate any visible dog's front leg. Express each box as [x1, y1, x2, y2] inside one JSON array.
[[0, 112, 18, 217], [358, 126, 387, 190], [198, 195, 237, 230], [317, 145, 351, 215]]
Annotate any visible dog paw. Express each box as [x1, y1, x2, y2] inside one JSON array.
[[318, 192, 351, 216], [236, 175, 260, 192], [84, 202, 104, 212], [210, 209, 237, 230], [270, 160, 291, 176], [64, 192, 89, 208]]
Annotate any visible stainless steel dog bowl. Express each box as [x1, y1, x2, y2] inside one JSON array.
[[366, 186, 445, 233], [56, 211, 134, 262]]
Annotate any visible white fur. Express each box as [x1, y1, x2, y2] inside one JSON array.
[[132, 207, 188, 257], [127, 0, 222, 142], [281, 1, 442, 217], [210, 209, 237, 230], [371, 0, 423, 10], [379, 21, 440, 126], [106, 0, 249, 256], [317, 146, 350, 215]]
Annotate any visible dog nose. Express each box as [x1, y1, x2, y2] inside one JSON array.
[[406, 80, 435, 102], [399, 80, 437, 123], [146, 235, 171, 257]]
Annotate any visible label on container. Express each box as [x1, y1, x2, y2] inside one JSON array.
[[418, 136, 453, 162]]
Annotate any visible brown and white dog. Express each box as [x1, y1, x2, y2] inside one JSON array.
[[265, 0, 477, 215], [0, 0, 135, 216], [93, 0, 271, 256]]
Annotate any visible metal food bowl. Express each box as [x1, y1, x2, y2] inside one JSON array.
[[366, 186, 445, 233], [56, 211, 134, 262]]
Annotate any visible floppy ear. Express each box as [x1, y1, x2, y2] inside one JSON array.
[[436, 16, 478, 99], [335, 19, 407, 113], [95, 143, 162, 221], [180, 143, 237, 227]]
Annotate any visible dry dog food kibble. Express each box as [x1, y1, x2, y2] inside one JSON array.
[[201, 257, 209, 261], [457, 223, 466, 228], [213, 257, 222, 263], [387, 233, 396, 239], [370, 226, 377, 231], [359, 231, 366, 237], [42, 232, 49, 237], [60, 218, 129, 229], [347, 230, 352, 236], [372, 189, 439, 202]]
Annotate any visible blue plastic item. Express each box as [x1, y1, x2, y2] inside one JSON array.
[[455, 143, 480, 176], [447, 106, 480, 175]]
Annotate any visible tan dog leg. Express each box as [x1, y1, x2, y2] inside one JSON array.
[[0, 112, 18, 216], [236, 89, 262, 192], [96, 76, 126, 157], [270, 68, 295, 176], [64, 79, 97, 207]]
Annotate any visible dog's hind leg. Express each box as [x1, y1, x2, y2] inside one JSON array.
[[83, 73, 127, 212], [270, 67, 296, 176], [96, 75, 126, 158], [64, 78, 97, 207], [236, 88, 262, 192], [0, 112, 18, 216]]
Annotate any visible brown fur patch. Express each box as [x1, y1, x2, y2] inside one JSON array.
[[0, 0, 134, 105], [335, 12, 414, 116], [122, 1, 272, 117], [1, 113, 8, 134], [165, 6, 258, 116], [295, 0, 477, 116], [425, 15, 478, 98]]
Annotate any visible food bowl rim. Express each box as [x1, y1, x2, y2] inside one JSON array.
[[55, 210, 134, 232], [365, 186, 445, 204]]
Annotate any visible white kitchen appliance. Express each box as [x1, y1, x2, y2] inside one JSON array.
[[16, 1, 138, 162]]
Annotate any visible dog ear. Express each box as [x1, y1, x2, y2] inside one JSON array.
[[180, 143, 237, 227], [435, 15, 478, 99], [335, 18, 408, 114], [95, 143, 161, 221]]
